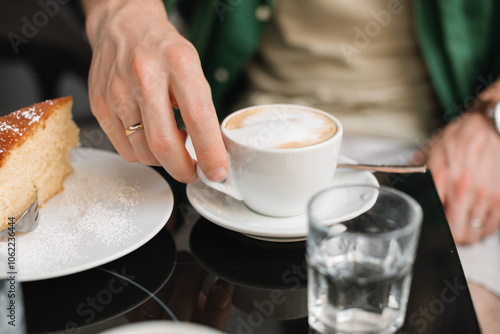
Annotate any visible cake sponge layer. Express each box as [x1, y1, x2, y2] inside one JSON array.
[[0, 97, 80, 231]]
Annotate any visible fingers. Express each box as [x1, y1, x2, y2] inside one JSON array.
[[441, 158, 497, 245], [428, 113, 500, 245], [424, 114, 483, 244], [171, 50, 228, 182], [128, 129, 161, 166], [484, 209, 500, 237], [463, 200, 488, 245], [88, 45, 137, 162], [463, 143, 500, 244], [87, 39, 157, 166], [90, 44, 199, 181], [442, 179, 470, 244], [136, 61, 200, 182], [426, 148, 447, 205], [85, 2, 226, 183], [445, 140, 480, 244], [108, 81, 161, 166], [101, 45, 226, 183], [462, 144, 492, 244], [91, 101, 137, 162]]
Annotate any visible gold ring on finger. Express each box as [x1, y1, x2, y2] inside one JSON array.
[[125, 122, 144, 137]]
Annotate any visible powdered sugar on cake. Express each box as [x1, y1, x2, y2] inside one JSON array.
[[0, 105, 44, 157], [16, 107, 42, 125]]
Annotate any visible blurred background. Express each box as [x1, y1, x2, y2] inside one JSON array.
[[0, 0, 117, 151], [0, 0, 92, 120]]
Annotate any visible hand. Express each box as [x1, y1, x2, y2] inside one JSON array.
[[413, 111, 500, 245], [81, 0, 228, 183]]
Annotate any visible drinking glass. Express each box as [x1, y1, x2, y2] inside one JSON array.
[[307, 184, 423, 334]]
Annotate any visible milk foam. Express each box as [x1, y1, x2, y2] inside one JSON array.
[[225, 107, 337, 149]]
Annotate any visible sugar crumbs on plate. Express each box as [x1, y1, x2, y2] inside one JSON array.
[[0, 173, 141, 275]]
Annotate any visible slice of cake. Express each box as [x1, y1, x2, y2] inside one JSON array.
[[0, 97, 80, 232]]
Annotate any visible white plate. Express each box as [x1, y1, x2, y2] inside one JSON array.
[[99, 320, 224, 334], [186, 155, 378, 242], [0, 148, 174, 281]]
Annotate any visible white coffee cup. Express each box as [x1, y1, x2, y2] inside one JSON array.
[[197, 104, 343, 217]]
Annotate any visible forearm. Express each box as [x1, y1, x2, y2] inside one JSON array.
[[80, 0, 118, 42], [80, 0, 168, 46]]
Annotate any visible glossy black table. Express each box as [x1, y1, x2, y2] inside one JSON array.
[[22, 169, 481, 334]]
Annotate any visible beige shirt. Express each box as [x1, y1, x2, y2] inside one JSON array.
[[240, 0, 441, 143]]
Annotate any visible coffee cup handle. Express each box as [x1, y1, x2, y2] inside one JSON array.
[[196, 164, 244, 201]]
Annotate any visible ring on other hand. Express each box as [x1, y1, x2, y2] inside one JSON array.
[[125, 122, 144, 136], [469, 218, 484, 229]]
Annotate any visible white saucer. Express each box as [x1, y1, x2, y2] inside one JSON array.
[[186, 156, 378, 242]]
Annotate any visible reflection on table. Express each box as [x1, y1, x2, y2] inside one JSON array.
[[20, 170, 481, 334], [23, 228, 176, 333]]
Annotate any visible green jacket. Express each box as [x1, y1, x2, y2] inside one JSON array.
[[166, 0, 500, 122]]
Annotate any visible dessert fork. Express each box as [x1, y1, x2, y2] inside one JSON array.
[[0, 192, 39, 239]]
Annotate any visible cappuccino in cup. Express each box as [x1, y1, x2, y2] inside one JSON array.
[[225, 107, 338, 150], [197, 104, 343, 217]]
